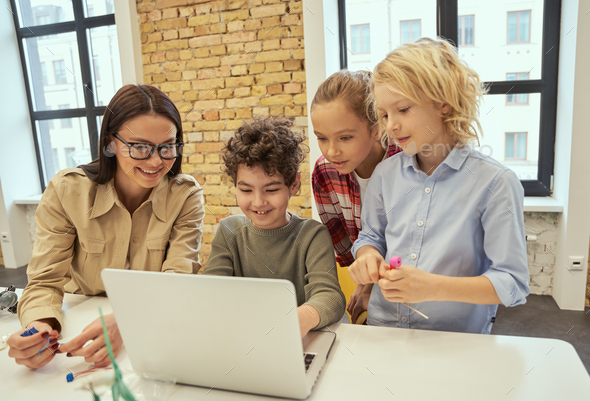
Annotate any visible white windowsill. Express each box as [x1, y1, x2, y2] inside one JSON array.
[[14, 194, 42, 205], [523, 197, 563, 212], [14, 194, 564, 212]]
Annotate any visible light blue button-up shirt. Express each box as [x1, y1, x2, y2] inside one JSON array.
[[351, 146, 530, 334]]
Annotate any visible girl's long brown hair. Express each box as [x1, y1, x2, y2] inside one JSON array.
[[80, 84, 183, 184]]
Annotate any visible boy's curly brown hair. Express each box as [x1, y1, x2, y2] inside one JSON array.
[[222, 118, 307, 187]]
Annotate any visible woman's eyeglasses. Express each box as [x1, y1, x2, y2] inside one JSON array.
[[112, 133, 184, 160]]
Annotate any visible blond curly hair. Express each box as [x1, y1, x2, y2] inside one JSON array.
[[371, 37, 487, 145]]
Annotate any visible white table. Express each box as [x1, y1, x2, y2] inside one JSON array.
[[1, 290, 589, 400]]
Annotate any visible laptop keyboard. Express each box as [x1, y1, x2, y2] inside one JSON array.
[[304, 353, 316, 372]]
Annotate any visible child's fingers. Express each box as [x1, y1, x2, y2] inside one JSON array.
[[348, 266, 362, 285], [67, 334, 104, 359]]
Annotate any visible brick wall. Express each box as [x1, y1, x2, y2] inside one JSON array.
[[136, 0, 310, 267]]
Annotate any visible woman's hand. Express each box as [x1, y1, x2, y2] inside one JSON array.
[[348, 247, 389, 285], [347, 284, 372, 323], [7, 321, 60, 369], [297, 305, 320, 338], [378, 264, 439, 303], [58, 313, 122, 366]]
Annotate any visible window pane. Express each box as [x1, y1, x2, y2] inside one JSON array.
[[83, 0, 115, 18], [516, 132, 527, 159], [411, 20, 421, 41], [457, 17, 463, 45], [458, 2, 543, 81], [88, 25, 122, 106], [361, 24, 370, 52], [23, 32, 83, 112], [516, 93, 528, 103], [401, 21, 410, 44], [351, 26, 361, 53], [14, 0, 74, 27], [479, 94, 540, 179], [464, 16, 474, 45], [507, 12, 518, 42], [519, 11, 530, 42], [505, 133, 514, 159], [35, 117, 91, 184]]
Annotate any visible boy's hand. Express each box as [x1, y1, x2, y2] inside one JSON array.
[[378, 265, 439, 303], [58, 313, 122, 366], [347, 284, 372, 323], [348, 248, 388, 285], [297, 305, 320, 338]]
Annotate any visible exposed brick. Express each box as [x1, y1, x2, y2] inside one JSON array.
[[162, 8, 179, 19], [267, 84, 282, 95], [284, 60, 301, 70], [156, 18, 187, 30], [284, 82, 301, 94], [204, 132, 220, 142], [228, 0, 248, 9], [157, 39, 189, 51], [188, 14, 220, 26], [255, 50, 291, 62], [281, 14, 299, 26], [263, 39, 281, 50], [203, 110, 220, 121], [236, 108, 252, 119], [194, 122, 226, 132], [193, 25, 209, 36], [251, 4, 286, 18], [226, 96, 260, 108], [255, 72, 291, 85], [217, 88, 233, 98], [187, 57, 220, 69], [270, 106, 283, 116], [260, 94, 292, 106], [234, 87, 251, 97], [253, 107, 270, 117], [210, 22, 227, 34], [227, 120, 245, 130], [225, 76, 255, 87], [210, 45, 227, 55], [281, 38, 299, 49], [194, 100, 225, 110], [293, 93, 306, 104], [220, 54, 255, 66], [179, 49, 194, 60], [194, 47, 209, 57], [290, 25, 303, 37], [262, 16, 280, 28], [249, 63, 265, 74], [197, 69, 215, 79], [138, 3, 156, 13], [245, 19, 262, 31], [163, 29, 179, 40], [179, 28, 195, 39], [148, 10, 162, 21], [257, 26, 288, 40], [183, 70, 197, 80], [151, 53, 166, 63], [220, 109, 235, 119], [231, 65, 248, 75], [140, 23, 154, 33], [179, 6, 195, 17], [188, 35, 222, 48], [192, 78, 225, 90], [221, 10, 250, 21], [227, 20, 245, 32], [265, 62, 283, 72], [222, 31, 258, 44], [252, 85, 267, 96], [285, 105, 303, 116]]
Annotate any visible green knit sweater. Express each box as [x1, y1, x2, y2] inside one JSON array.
[[203, 213, 346, 328]]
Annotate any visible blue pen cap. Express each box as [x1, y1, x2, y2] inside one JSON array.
[[21, 327, 39, 337], [66, 373, 74, 382]]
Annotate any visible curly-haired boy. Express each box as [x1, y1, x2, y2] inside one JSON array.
[[203, 118, 346, 337]]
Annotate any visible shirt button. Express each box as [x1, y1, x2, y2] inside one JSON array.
[[425, 188, 431, 193], [401, 317, 408, 323], [133, 237, 139, 243], [418, 220, 424, 227], [410, 253, 417, 260]]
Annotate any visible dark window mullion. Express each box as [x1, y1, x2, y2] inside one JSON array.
[[486, 80, 545, 95], [436, 0, 458, 45], [72, 0, 99, 160]]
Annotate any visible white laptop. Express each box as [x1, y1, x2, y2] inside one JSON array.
[[101, 269, 336, 399]]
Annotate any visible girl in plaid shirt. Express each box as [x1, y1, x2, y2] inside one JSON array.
[[310, 70, 401, 323]]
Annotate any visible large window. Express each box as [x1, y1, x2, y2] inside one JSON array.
[[505, 132, 527, 161], [507, 10, 531, 44], [351, 24, 371, 54], [8, 0, 120, 190], [339, 0, 559, 196], [401, 20, 421, 44], [458, 15, 474, 46], [506, 73, 529, 104]]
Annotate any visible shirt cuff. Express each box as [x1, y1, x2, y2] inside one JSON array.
[[19, 306, 64, 333]]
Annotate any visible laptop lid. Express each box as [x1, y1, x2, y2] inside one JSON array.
[[101, 269, 311, 399]]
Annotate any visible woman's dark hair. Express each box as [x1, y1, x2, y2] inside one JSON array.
[[222, 118, 306, 187], [80, 84, 183, 183]]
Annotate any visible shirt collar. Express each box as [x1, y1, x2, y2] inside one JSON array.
[[401, 145, 470, 173], [90, 175, 169, 222]]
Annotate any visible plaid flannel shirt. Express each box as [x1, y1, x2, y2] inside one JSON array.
[[312, 144, 401, 267]]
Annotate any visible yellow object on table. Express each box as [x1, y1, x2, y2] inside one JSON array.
[[336, 263, 367, 324]]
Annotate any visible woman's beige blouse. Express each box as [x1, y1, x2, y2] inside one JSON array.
[[18, 168, 205, 330]]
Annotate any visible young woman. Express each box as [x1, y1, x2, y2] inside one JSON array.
[[349, 38, 530, 334], [8, 84, 204, 368], [310, 70, 401, 323]]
